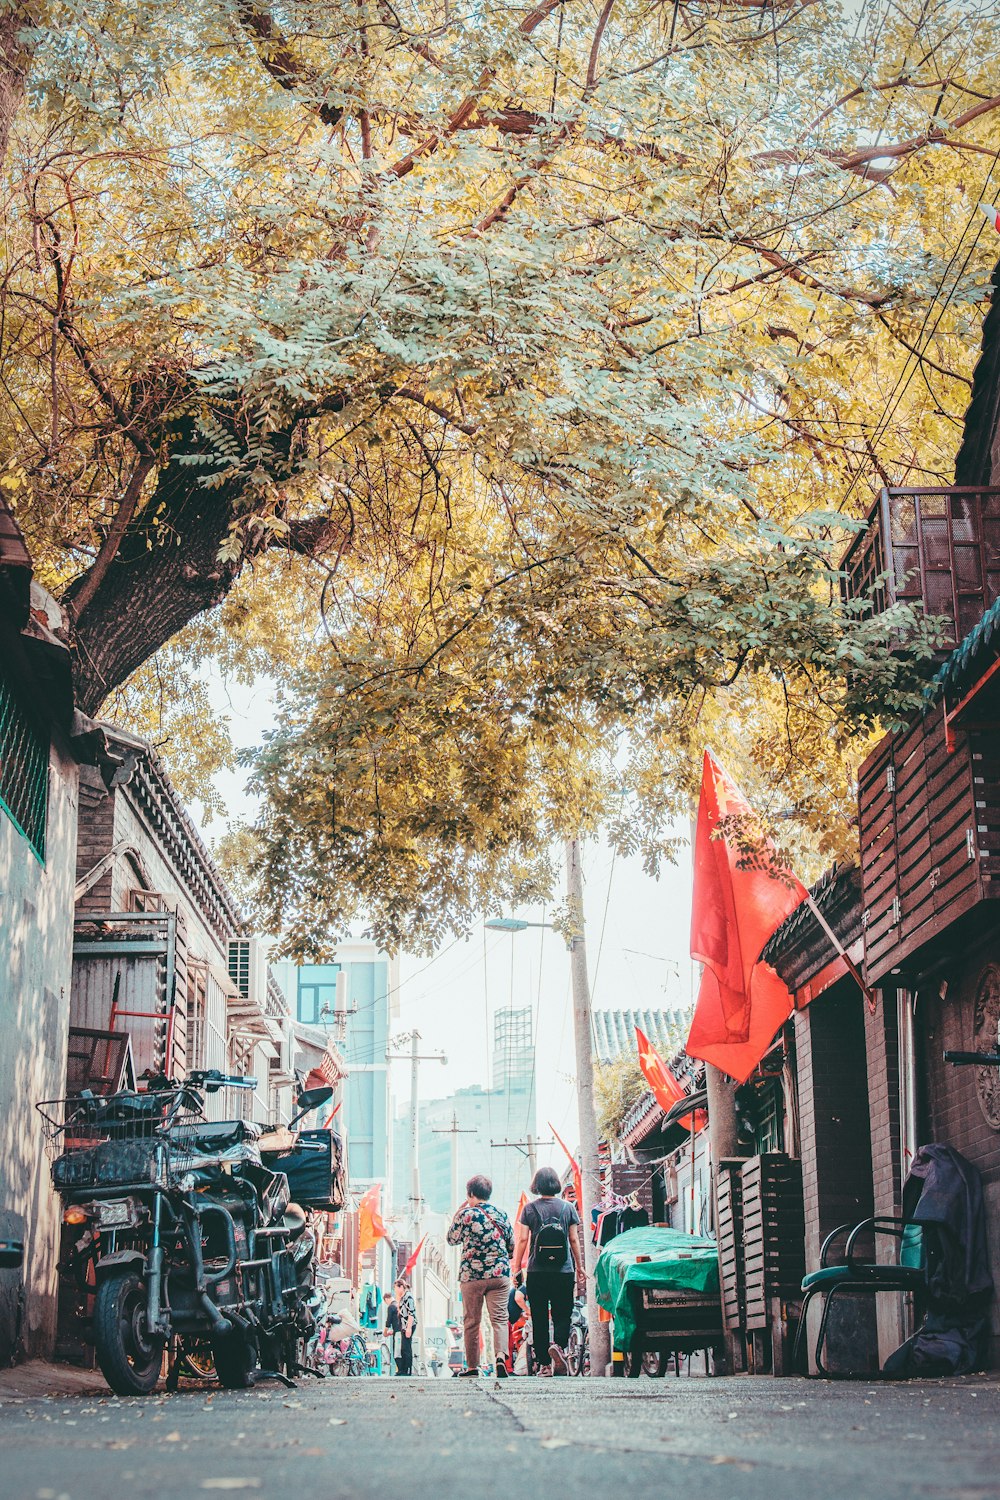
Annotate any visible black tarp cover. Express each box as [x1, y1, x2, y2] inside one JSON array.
[[884, 1143, 994, 1377]]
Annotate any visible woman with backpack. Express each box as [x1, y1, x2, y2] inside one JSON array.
[[511, 1166, 585, 1376]]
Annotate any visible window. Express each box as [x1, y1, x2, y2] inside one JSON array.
[[0, 667, 48, 861], [298, 982, 338, 1025]]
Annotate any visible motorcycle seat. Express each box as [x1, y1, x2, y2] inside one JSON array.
[[283, 1203, 308, 1241]]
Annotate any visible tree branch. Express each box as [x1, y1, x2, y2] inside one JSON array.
[[236, 0, 344, 128], [65, 455, 157, 621]]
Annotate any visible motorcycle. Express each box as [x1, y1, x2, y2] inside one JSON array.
[[38, 1069, 335, 1396]]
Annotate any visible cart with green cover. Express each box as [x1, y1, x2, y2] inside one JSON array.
[[595, 1226, 724, 1377]]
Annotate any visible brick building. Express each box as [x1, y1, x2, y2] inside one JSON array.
[[762, 254, 1000, 1372]]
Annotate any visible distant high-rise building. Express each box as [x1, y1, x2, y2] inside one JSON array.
[[492, 1006, 534, 1096], [271, 941, 399, 1187], [394, 1006, 538, 1219]]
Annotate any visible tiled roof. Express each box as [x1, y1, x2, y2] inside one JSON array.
[[933, 593, 1000, 704], [592, 1006, 689, 1064], [760, 862, 861, 991]]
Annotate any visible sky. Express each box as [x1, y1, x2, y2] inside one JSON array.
[[201, 670, 696, 1155]]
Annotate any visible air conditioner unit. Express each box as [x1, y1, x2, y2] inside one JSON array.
[[228, 938, 268, 1007]]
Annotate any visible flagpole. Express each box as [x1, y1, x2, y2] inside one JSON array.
[[804, 892, 877, 1014]]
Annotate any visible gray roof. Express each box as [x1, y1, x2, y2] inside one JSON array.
[[592, 1007, 689, 1065]]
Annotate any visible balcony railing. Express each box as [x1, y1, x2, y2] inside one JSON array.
[[841, 487, 1000, 646]]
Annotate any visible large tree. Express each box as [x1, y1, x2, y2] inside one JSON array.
[[2, 0, 998, 941]]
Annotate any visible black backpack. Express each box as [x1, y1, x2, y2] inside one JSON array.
[[532, 1204, 569, 1269]]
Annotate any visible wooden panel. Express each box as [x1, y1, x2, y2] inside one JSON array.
[[716, 1160, 744, 1332], [858, 708, 1000, 982], [741, 1154, 805, 1331]]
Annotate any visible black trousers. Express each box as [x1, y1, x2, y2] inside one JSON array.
[[396, 1334, 413, 1375], [526, 1270, 574, 1366]]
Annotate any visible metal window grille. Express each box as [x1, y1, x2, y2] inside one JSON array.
[[0, 668, 48, 861]]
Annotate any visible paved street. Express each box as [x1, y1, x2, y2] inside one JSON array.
[[1, 1372, 999, 1500]]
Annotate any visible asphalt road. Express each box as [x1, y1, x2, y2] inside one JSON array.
[[1, 1370, 999, 1500]]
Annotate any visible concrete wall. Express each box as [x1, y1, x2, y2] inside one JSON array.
[[0, 734, 78, 1361]]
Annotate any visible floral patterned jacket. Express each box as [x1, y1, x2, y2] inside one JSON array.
[[446, 1201, 514, 1283]]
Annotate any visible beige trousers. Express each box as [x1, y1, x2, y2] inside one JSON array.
[[461, 1277, 510, 1369]]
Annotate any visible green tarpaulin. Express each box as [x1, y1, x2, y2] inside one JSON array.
[[594, 1226, 720, 1351]]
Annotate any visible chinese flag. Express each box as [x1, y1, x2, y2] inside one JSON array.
[[358, 1183, 387, 1255], [635, 1027, 700, 1130], [686, 751, 806, 1084], [548, 1120, 583, 1215], [403, 1235, 426, 1279], [514, 1191, 528, 1228]]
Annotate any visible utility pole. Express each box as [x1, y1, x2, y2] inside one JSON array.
[[490, 1133, 553, 1178], [386, 1030, 446, 1371], [565, 836, 610, 1377], [433, 1111, 478, 1210]]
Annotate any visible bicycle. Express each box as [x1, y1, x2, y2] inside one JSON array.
[[567, 1297, 589, 1375]]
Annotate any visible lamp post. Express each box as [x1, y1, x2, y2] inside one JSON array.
[[485, 836, 611, 1376]]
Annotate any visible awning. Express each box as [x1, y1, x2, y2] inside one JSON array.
[[662, 1089, 708, 1128]]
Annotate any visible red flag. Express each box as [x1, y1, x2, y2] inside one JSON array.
[[357, 1183, 387, 1255], [514, 1191, 528, 1228], [403, 1234, 426, 1279], [548, 1120, 583, 1212], [635, 1026, 700, 1130], [687, 750, 807, 1084]]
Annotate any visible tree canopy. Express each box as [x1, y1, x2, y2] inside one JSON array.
[[2, 0, 999, 950]]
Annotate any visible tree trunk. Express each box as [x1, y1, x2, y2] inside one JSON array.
[[66, 421, 263, 715], [64, 417, 339, 717], [0, 4, 38, 171]]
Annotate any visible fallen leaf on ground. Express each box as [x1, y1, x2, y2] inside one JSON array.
[[328, 1418, 347, 1426], [539, 1439, 570, 1450], [709, 1457, 753, 1471], [200, 1482, 261, 1491], [164, 1431, 181, 1442]]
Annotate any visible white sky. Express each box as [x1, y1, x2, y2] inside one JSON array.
[[202, 671, 695, 1152]]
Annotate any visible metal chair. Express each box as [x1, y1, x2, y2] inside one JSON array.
[[793, 1217, 926, 1377]]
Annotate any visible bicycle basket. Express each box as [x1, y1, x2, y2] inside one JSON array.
[[38, 1091, 203, 1189]]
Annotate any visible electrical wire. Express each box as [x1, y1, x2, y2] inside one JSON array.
[[840, 137, 1000, 513]]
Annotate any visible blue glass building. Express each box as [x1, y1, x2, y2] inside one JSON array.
[[272, 942, 398, 1186]]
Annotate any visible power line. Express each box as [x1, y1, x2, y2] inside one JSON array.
[[840, 139, 1000, 514]]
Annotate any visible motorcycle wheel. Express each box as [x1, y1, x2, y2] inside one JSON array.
[[211, 1329, 257, 1389], [93, 1269, 164, 1396]]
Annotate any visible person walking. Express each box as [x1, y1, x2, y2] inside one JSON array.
[[511, 1166, 585, 1377], [383, 1291, 399, 1376], [446, 1173, 514, 1378], [394, 1277, 416, 1376]]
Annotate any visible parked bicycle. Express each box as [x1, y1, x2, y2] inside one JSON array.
[[567, 1295, 589, 1375]]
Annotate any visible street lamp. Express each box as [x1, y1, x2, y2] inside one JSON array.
[[484, 838, 611, 1377], [484, 918, 549, 932]]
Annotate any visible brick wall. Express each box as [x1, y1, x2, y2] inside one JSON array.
[[920, 931, 1000, 1366], [795, 980, 877, 1371], [864, 989, 907, 1361], [74, 769, 119, 914]]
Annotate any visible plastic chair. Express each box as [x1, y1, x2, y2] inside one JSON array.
[[793, 1217, 926, 1377]]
